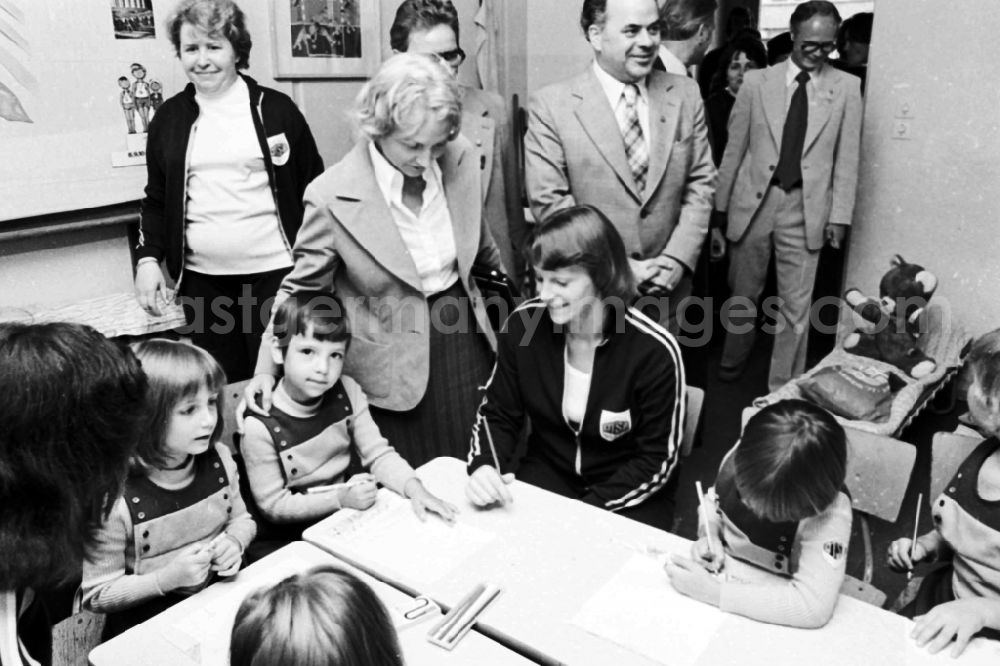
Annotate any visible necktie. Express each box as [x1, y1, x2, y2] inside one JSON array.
[[616, 83, 648, 195], [773, 70, 810, 191], [401, 174, 425, 217]]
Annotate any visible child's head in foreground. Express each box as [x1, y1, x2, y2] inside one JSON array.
[[130, 339, 226, 470], [735, 399, 847, 523], [270, 292, 351, 403], [230, 565, 404, 666], [965, 328, 1000, 438]]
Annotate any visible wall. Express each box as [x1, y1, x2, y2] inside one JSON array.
[[1, 0, 503, 311], [845, 0, 1000, 338]]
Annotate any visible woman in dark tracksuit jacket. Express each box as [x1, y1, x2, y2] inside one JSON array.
[[465, 205, 687, 529], [134, 0, 323, 382]]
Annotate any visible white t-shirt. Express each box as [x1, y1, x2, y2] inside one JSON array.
[[185, 76, 291, 275]]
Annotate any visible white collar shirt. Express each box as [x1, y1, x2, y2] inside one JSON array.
[[784, 59, 822, 111], [368, 142, 458, 295], [657, 45, 689, 76], [592, 60, 650, 151]]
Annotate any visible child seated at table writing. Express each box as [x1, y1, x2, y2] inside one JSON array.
[[241, 291, 456, 536], [230, 565, 403, 666], [666, 399, 851, 628], [888, 328, 1000, 657], [82, 340, 257, 637]]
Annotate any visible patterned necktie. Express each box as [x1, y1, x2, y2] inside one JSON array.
[[401, 174, 425, 217], [616, 83, 649, 195], [773, 70, 811, 191]]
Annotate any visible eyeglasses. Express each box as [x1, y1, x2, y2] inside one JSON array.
[[800, 41, 836, 54], [434, 47, 466, 66]]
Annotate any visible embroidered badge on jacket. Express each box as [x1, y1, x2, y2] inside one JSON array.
[[822, 540, 846, 566], [599, 409, 632, 441], [268, 133, 291, 166]]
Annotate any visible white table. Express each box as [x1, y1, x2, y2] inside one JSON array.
[[89, 541, 531, 666], [304, 457, 1000, 666]]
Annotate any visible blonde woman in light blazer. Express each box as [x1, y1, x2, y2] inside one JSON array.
[[243, 53, 503, 467]]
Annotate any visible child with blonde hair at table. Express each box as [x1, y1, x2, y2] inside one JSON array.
[[666, 399, 851, 628], [230, 565, 403, 666], [240, 291, 456, 537], [82, 340, 257, 637], [888, 329, 1000, 657]]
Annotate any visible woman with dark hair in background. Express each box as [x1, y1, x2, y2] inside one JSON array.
[[0, 323, 147, 666], [705, 36, 767, 166], [133, 0, 324, 382], [465, 205, 686, 530]]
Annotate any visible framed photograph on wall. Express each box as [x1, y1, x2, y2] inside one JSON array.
[[271, 0, 381, 79]]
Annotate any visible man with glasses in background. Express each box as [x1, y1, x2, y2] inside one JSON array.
[[713, 0, 861, 391], [390, 0, 528, 285]]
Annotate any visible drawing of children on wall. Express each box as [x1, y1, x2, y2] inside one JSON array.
[[118, 76, 136, 134]]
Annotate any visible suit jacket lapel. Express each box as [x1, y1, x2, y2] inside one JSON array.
[[803, 66, 836, 153], [332, 142, 422, 291], [440, 137, 480, 280], [645, 73, 679, 203], [763, 62, 789, 149], [573, 69, 641, 200]]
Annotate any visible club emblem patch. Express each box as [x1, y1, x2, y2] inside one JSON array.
[[599, 409, 632, 441], [822, 540, 846, 566], [268, 133, 290, 166]]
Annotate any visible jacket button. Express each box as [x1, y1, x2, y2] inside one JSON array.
[[640, 209, 650, 219], [219, 477, 225, 484], [132, 497, 141, 504], [630, 252, 642, 260], [756, 192, 763, 199], [287, 454, 293, 460], [223, 493, 229, 500], [137, 512, 146, 520], [142, 530, 149, 538], [291, 468, 298, 475], [214, 462, 220, 469], [768, 165, 775, 171], [774, 560, 783, 569], [227, 507, 233, 514], [939, 499, 945, 507], [142, 544, 150, 553]]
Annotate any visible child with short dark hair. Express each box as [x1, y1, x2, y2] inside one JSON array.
[[230, 565, 404, 666], [666, 399, 851, 628], [888, 329, 1000, 656], [241, 291, 455, 532], [82, 340, 256, 636]]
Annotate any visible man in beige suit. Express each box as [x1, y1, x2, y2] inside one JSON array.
[[714, 0, 862, 391], [391, 0, 528, 283], [525, 0, 715, 331]]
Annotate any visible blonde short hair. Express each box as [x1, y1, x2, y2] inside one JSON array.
[[354, 52, 461, 141], [230, 565, 403, 666]]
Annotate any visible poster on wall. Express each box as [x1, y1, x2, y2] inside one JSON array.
[[272, 0, 381, 79], [0, 1, 186, 221], [111, 0, 156, 40]]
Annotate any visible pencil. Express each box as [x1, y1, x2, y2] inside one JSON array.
[[695, 481, 718, 560], [481, 416, 502, 475], [429, 583, 484, 640], [442, 584, 502, 645], [908, 492, 923, 581]]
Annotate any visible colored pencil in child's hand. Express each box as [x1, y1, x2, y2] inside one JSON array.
[[907, 492, 923, 580], [695, 481, 718, 565]]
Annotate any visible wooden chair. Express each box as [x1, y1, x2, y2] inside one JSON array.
[[681, 386, 705, 457], [219, 379, 251, 453], [930, 431, 982, 500]]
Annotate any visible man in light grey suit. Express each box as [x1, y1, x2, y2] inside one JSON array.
[[714, 0, 862, 391], [525, 0, 715, 332]]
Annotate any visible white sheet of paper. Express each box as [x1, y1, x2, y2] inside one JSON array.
[[571, 553, 725, 666], [309, 489, 497, 586], [164, 556, 314, 664]]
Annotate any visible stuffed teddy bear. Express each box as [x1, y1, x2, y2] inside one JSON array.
[[842, 254, 938, 379]]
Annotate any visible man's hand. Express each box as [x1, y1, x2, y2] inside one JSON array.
[[824, 223, 848, 249]]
